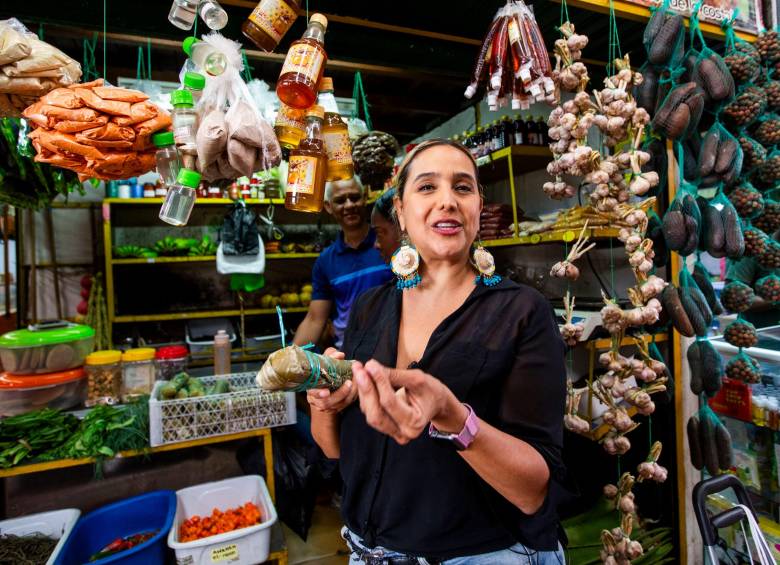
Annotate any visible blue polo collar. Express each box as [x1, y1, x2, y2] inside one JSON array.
[[335, 228, 377, 254]]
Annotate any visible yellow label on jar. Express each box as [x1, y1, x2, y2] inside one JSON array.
[[280, 43, 325, 83], [248, 0, 297, 44], [323, 130, 353, 165], [287, 155, 318, 194], [210, 544, 239, 563], [275, 103, 306, 130]]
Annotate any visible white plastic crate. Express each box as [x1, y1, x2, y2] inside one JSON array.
[[149, 372, 295, 447], [168, 475, 277, 565], [0, 508, 80, 565]]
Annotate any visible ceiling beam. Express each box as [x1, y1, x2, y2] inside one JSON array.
[[32, 22, 468, 83], [218, 0, 482, 46]]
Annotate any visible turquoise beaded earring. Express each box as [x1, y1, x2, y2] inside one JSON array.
[[472, 242, 501, 286], [391, 233, 421, 290]]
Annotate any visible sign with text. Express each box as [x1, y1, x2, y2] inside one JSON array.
[[625, 0, 761, 34]]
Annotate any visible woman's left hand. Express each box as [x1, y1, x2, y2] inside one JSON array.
[[353, 359, 468, 445]]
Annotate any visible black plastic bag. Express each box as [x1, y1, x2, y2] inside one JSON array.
[[220, 201, 260, 256]]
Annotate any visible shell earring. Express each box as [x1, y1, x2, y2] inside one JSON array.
[[472, 243, 501, 286], [391, 233, 421, 290]]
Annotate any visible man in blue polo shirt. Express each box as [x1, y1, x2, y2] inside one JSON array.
[[293, 177, 392, 349]]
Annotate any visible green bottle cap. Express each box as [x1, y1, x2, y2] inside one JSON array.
[[182, 36, 197, 57], [171, 89, 194, 107], [177, 168, 202, 188], [152, 131, 175, 147], [183, 71, 206, 90]]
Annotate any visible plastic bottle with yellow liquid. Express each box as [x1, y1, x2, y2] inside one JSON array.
[[274, 102, 306, 149], [285, 105, 327, 212], [276, 14, 328, 109], [242, 0, 300, 52], [317, 77, 354, 181]]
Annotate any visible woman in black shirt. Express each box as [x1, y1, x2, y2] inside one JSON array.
[[308, 139, 567, 564]]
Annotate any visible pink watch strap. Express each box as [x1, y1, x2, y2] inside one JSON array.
[[428, 403, 479, 450]]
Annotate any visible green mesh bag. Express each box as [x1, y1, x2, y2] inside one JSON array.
[[725, 350, 761, 383], [697, 122, 743, 188], [726, 181, 766, 219], [756, 274, 780, 304], [757, 148, 780, 185], [644, 0, 686, 69], [749, 112, 780, 147], [652, 82, 705, 140], [738, 133, 768, 172], [635, 62, 662, 114], [764, 77, 780, 112], [720, 84, 768, 131], [756, 28, 780, 71], [721, 280, 755, 312], [662, 157, 701, 255], [687, 15, 735, 106], [743, 224, 770, 256], [683, 133, 701, 182], [643, 136, 668, 197], [758, 238, 780, 269], [714, 189, 746, 259], [723, 20, 761, 85]]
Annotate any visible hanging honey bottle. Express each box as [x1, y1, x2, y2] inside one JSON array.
[[242, 0, 300, 52], [285, 105, 327, 212], [317, 77, 354, 181], [274, 102, 306, 149], [276, 13, 328, 109]]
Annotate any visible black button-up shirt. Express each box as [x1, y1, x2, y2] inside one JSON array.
[[339, 278, 567, 560]]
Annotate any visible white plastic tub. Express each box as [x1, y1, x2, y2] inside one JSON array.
[[168, 475, 277, 565], [0, 508, 80, 565]]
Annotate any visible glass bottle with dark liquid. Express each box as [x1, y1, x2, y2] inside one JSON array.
[[276, 13, 328, 109], [285, 105, 327, 212]]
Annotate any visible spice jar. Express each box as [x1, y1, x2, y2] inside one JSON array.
[[85, 350, 122, 406], [121, 348, 156, 402], [155, 345, 189, 381]]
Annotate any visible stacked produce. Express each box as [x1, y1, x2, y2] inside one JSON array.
[[0, 18, 81, 117], [259, 282, 312, 308], [23, 79, 170, 180], [464, 0, 554, 109], [479, 203, 515, 240], [157, 372, 230, 399], [114, 235, 218, 259], [179, 502, 262, 541]]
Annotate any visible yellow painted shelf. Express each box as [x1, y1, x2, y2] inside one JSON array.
[[111, 253, 318, 265], [104, 198, 285, 205], [113, 306, 308, 323], [586, 332, 669, 351], [0, 429, 270, 479], [483, 226, 621, 247], [588, 405, 639, 442]]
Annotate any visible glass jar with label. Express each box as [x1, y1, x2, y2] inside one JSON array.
[[276, 13, 328, 109], [121, 348, 156, 402], [274, 102, 306, 149], [317, 77, 354, 181], [242, 0, 300, 52], [285, 105, 327, 212], [85, 350, 122, 406]]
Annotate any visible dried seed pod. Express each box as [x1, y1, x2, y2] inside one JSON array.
[[693, 262, 723, 315], [701, 341, 725, 397], [726, 354, 762, 383], [648, 15, 684, 66], [661, 285, 695, 337], [698, 54, 735, 102], [700, 414, 720, 476], [662, 200, 687, 250], [724, 318, 759, 348], [721, 281, 756, 313], [721, 204, 745, 259], [698, 128, 720, 176], [687, 340, 705, 395], [680, 286, 709, 337], [715, 422, 734, 470], [687, 415, 704, 470], [700, 201, 726, 255], [756, 274, 780, 304]]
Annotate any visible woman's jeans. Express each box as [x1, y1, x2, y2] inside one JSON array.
[[343, 527, 566, 564]]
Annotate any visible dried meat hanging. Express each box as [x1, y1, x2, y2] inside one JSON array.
[[464, 0, 554, 110]]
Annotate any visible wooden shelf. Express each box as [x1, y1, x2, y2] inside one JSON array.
[[111, 253, 318, 265], [104, 198, 285, 206], [483, 226, 621, 247], [477, 145, 552, 181], [0, 429, 270, 479], [586, 332, 669, 351], [112, 306, 308, 323]]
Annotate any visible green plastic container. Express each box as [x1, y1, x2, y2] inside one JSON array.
[[0, 321, 95, 375]]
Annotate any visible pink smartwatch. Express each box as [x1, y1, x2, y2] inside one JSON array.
[[428, 403, 479, 450]]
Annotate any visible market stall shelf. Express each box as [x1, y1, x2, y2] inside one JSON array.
[[104, 198, 286, 206], [111, 253, 319, 265], [482, 226, 622, 248], [113, 307, 308, 324]]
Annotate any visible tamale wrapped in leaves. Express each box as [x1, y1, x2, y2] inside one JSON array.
[[257, 345, 353, 391]]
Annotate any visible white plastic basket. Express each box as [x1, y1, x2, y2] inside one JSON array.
[[149, 372, 295, 447], [0, 508, 80, 565], [168, 475, 277, 565]]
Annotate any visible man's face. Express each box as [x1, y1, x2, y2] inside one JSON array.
[[325, 182, 366, 229]]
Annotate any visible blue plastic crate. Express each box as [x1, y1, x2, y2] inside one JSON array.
[[54, 490, 176, 565]]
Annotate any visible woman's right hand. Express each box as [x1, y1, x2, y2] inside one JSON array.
[[306, 348, 358, 415]]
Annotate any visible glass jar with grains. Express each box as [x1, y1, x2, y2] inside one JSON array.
[[85, 350, 122, 406], [121, 348, 156, 402]]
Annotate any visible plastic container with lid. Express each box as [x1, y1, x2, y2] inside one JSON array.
[[0, 368, 86, 416], [155, 345, 189, 381], [153, 131, 181, 188], [85, 350, 122, 407], [0, 321, 95, 375], [183, 71, 206, 104], [159, 168, 201, 227], [121, 348, 156, 402], [182, 37, 227, 77], [171, 89, 197, 154]]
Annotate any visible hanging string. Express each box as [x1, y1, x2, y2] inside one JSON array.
[[147, 38, 152, 80], [241, 50, 253, 82], [37, 23, 44, 41], [82, 33, 99, 83], [102, 0, 107, 78], [351, 72, 373, 130], [607, 0, 622, 75], [193, 11, 198, 38], [306, 0, 309, 22], [560, 0, 570, 26], [276, 305, 287, 348]]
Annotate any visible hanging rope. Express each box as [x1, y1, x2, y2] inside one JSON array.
[[607, 0, 622, 76], [193, 12, 198, 38], [560, 0, 570, 26], [147, 38, 152, 80], [276, 305, 287, 348], [351, 72, 373, 130], [37, 23, 44, 41], [241, 50, 253, 83], [305, 0, 309, 22], [102, 0, 107, 78], [82, 33, 99, 83]]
